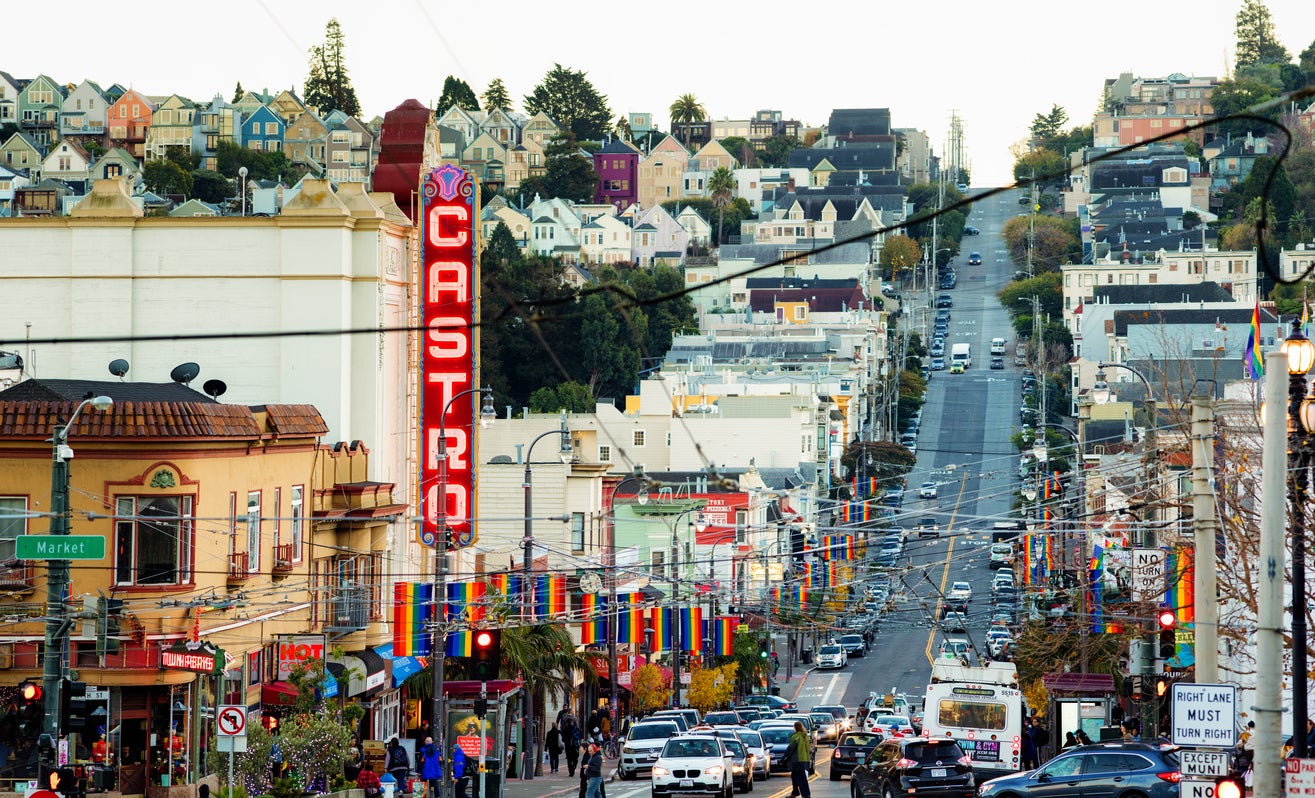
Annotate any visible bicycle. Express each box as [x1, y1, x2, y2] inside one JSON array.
[[602, 732, 620, 760]]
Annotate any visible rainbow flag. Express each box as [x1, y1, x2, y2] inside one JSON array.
[[445, 581, 487, 657], [392, 582, 432, 657], [1171, 545, 1195, 625], [795, 582, 809, 606], [614, 593, 644, 644], [1021, 534, 1032, 585], [650, 607, 672, 652], [488, 572, 522, 598], [1245, 301, 1264, 380], [580, 593, 605, 645], [711, 616, 738, 656], [679, 607, 703, 651], [534, 574, 567, 618]]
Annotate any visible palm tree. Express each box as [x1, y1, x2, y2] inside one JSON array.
[[503, 623, 602, 776], [707, 166, 735, 247], [669, 93, 706, 148]]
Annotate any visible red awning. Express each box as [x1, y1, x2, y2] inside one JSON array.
[[261, 681, 299, 706]]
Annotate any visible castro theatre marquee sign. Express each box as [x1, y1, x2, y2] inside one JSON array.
[[419, 164, 481, 549]]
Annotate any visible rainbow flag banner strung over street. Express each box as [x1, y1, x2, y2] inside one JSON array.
[[794, 582, 809, 606], [711, 616, 739, 656], [488, 572, 522, 599], [650, 607, 672, 652], [445, 581, 488, 657], [678, 606, 704, 652], [1020, 534, 1033, 585], [614, 592, 645, 644], [534, 574, 567, 619], [579, 593, 606, 645], [392, 582, 433, 657]]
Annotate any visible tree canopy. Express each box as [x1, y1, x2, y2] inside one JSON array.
[[481, 78, 511, 112], [303, 19, 361, 117], [1234, 0, 1290, 68], [879, 234, 922, 277], [515, 131, 598, 203], [1029, 104, 1069, 142], [524, 64, 613, 142], [437, 75, 480, 113], [669, 93, 707, 148], [1211, 76, 1283, 137], [999, 214, 1079, 273]]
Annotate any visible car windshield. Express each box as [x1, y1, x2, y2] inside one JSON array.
[[723, 739, 745, 757], [841, 733, 879, 747], [905, 741, 966, 764], [738, 731, 762, 748], [810, 714, 833, 725], [875, 716, 909, 726], [760, 728, 793, 744], [663, 738, 721, 758], [820, 645, 842, 654], [840, 636, 862, 644], [706, 713, 737, 724], [952, 582, 969, 591], [630, 723, 677, 740]]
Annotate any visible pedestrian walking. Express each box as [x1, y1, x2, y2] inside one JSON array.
[[583, 744, 604, 798], [387, 738, 411, 795], [419, 737, 442, 798], [546, 723, 563, 774], [565, 720, 581, 777], [451, 743, 468, 798], [1030, 717, 1051, 763], [1020, 723, 1037, 770], [786, 721, 812, 798]]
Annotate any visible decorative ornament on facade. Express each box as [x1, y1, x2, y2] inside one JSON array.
[[150, 469, 176, 488]]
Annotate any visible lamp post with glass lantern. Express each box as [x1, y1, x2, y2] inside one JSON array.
[[519, 415, 574, 779], [606, 469, 649, 736], [43, 395, 113, 741], [430, 387, 493, 798], [1279, 323, 1315, 757]]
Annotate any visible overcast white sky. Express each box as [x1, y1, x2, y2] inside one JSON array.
[[5, 1, 1312, 185]]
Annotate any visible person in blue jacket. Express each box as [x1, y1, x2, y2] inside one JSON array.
[[419, 737, 442, 798], [450, 743, 469, 798]]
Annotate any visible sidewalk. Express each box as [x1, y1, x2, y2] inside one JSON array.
[[499, 665, 817, 798]]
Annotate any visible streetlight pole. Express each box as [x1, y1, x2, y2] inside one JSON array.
[[43, 395, 112, 745], [431, 387, 493, 798], [606, 470, 649, 736], [667, 505, 704, 708], [520, 415, 573, 779], [1280, 323, 1315, 757]]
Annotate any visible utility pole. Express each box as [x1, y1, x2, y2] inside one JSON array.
[[1190, 397, 1218, 683], [1253, 355, 1288, 798]]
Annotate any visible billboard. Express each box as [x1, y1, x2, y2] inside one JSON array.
[[419, 164, 480, 549]]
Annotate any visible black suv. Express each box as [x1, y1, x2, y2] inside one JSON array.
[[851, 738, 975, 798], [977, 741, 1182, 798]]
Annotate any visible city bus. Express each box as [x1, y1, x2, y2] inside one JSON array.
[[922, 661, 1026, 776]]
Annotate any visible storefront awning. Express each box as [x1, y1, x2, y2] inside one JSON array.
[[345, 648, 390, 697], [373, 643, 423, 687], [261, 681, 299, 707]]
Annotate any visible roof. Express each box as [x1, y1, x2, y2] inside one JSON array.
[[827, 109, 892, 138], [789, 143, 896, 172], [1090, 282, 1234, 305], [749, 286, 867, 313], [1111, 306, 1276, 336]]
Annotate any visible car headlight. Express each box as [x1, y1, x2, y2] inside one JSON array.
[[652, 767, 670, 776], [706, 766, 724, 776], [732, 765, 745, 773]]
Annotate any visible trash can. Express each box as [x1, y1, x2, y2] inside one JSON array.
[[471, 773, 500, 798], [800, 648, 813, 663]]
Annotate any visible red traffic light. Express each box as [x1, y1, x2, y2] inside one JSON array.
[[1157, 610, 1176, 629], [1215, 776, 1244, 798], [20, 681, 42, 702], [474, 630, 494, 649]]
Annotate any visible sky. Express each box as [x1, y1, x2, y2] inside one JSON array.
[[5, 0, 1313, 186]]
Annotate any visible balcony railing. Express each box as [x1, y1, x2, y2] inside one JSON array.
[[227, 551, 249, 580], [273, 544, 294, 573], [0, 562, 34, 589]]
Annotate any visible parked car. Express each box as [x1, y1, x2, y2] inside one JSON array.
[[930, 356, 946, 371], [651, 734, 735, 797], [967, 252, 983, 265], [930, 341, 945, 357], [935, 294, 954, 308], [839, 634, 867, 658], [851, 738, 975, 798], [977, 741, 1183, 798], [830, 731, 883, 781]]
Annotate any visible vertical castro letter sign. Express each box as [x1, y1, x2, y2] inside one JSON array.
[[420, 164, 480, 549]]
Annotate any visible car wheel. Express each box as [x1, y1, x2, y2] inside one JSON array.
[[852, 780, 862, 798]]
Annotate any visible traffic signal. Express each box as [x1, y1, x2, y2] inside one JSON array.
[[1157, 610, 1176, 658], [62, 680, 89, 735], [99, 596, 124, 656], [1215, 775, 1244, 798], [18, 679, 43, 739], [473, 697, 488, 718], [1155, 677, 1169, 698], [759, 638, 769, 659], [42, 766, 81, 796], [470, 628, 501, 682]]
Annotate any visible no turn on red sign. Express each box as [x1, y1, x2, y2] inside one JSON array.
[[217, 705, 247, 738]]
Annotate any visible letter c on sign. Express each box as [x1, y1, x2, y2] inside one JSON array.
[[429, 206, 470, 248]]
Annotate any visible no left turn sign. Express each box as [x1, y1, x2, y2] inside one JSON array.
[[217, 705, 247, 737]]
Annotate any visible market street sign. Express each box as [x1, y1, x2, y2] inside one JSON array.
[[15, 534, 105, 560], [1171, 683, 1237, 747]]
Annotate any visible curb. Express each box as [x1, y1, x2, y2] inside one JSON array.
[[791, 667, 817, 701]]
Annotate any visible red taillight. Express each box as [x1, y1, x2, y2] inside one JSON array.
[[1157, 771, 1182, 784], [896, 758, 918, 769]]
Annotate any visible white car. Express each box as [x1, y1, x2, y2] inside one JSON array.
[[948, 581, 972, 602], [815, 644, 847, 669], [870, 714, 916, 736], [992, 572, 1016, 593], [620, 720, 682, 779], [726, 728, 770, 781], [919, 481, 938, 499], [652, 734, 735, 798], [939, 638, 972, 664]]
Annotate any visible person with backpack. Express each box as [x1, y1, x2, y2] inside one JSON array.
[[564, 717, 581, 777], [546, 722, 564, 774], [419, 737, 442, 798], [450, 743, 468, 798], [786, 721, 812, 798], [387, 738, 411, 795]]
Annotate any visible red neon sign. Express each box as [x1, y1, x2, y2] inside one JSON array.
[[420, 165, 479, 548]]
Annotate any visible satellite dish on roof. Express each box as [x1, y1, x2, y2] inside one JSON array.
[[170, 362, 200, 385], [202, 379, 227, 400], [108, 358, 130, 379]]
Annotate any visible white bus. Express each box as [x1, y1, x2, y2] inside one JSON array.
[[922, 662, 1026, 775]]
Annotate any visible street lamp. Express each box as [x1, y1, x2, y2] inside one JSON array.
[[668, 504, 704, 707], [606, 468, 649, 737], [43, 394, 112, 742], [1279, 322, 1315, 757], [519, 414, 573, 779], [237, 166, 248, 216], [430, 386, 493, 798]]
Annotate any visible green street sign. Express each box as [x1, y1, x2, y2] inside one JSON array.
[[15, 534, 106, 560]]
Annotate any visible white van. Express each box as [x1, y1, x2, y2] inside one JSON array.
[[990, 337, 1007, 356]]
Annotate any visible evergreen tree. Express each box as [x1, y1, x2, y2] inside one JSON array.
[[481, 78, 511, 112], [303, 18, 361, 117], [523, 64, 613, 142], [538, 131, 599, 202], [437, 76, 480, 113], [231, 81, 244, 104], [1234, 0, 1290, 67]]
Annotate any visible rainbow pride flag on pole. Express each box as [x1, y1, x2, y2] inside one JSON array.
[[711, 616, 739, 656], [650, 607, 672, 651], [580, 593, 605, 644], [445, 581, 487, 656], [392, 582, 433, 657], [1245, 301, 1264, 380], [534, 574, 567, 618], [679, 607, 703, 651]]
